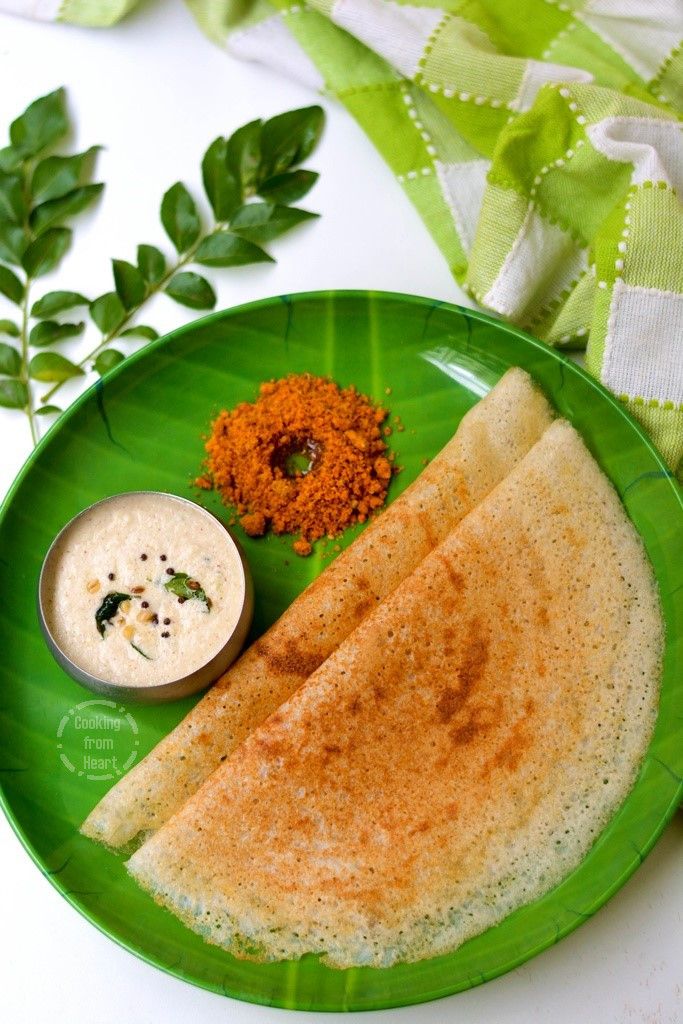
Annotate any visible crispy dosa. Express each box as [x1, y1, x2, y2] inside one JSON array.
[[82, 368, 553, 847], [127, 420, 662, 968]]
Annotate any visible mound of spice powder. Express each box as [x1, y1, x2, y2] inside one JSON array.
[[198, 373, 394, 556]]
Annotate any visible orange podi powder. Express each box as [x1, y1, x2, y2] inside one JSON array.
[[197, 374, 395, 556]]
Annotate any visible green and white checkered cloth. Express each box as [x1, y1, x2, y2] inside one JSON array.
[[5, 0, 682, 474]]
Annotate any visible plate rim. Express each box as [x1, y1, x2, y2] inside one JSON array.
[[1, 289, 681, 1011]]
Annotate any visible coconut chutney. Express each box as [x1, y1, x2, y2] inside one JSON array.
[[41, 493, 247, 688]]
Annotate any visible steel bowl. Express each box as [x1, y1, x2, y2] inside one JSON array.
[[37, 491, 253, 704]]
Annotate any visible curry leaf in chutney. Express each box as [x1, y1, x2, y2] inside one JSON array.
[[164, 572, 210, 609], [130, 641, 152, 660], [95, 592, 132, 637]]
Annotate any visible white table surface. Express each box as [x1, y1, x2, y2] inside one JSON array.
[[0, 4, 681, 1022]]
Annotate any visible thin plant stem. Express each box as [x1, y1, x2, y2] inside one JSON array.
[[19, 277, 37, 446], [39, 233, 209, 406], [16, 154, 40, 445]]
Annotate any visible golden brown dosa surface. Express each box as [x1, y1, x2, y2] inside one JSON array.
[[82, 369, 553, 847], [127, 420, 662, 967]]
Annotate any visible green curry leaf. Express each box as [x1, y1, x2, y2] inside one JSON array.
[[31, 147, 100, 204], [137, 244, 165, 285], [202, 137, 240, 221], [22, 227, 71, 277], [0, 221, 27, 265], [194, 230, 273, 267], [0, 378, 27, 408], [0, 264, 24, 304], [165, 271, 215, 309], [113, 258, 146, 309], [164, 572, 210, 608], [227, 119, 262, 194], [260, 106, 324, 178], [93, 348, 125, 375], [0, 342, 21, 377], [130, 641, 152, 660], [230, 202, 317, 245], [28, 351, 84, 382], [0, 319, 19, 337], [10, 88, 68, 158], [95, 592, 131, 637], [29, 320, 84, 347], [119, 324, 159, 341], [31, 290, 90, 318], [160, 182, 201, 253], [258, 169, 318, 205], [90, 291, 125, 334], [30, 183, 103, 234]]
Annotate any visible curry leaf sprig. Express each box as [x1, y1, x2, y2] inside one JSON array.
[[41, 106, 325, 405], [0, 88, 103, 442]]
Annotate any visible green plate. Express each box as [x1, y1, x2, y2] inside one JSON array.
[[1, 291, 681, 1012]]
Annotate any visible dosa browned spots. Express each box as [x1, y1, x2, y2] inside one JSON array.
[[127, 421, 662, 968], [81, 368, 553, 848]]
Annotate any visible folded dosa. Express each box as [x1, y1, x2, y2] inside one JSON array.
[[82, 368, 553, 847], [127, 420, 662, 967]]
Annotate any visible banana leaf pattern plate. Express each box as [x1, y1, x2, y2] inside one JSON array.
[[0, 291, 681, 1011]]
